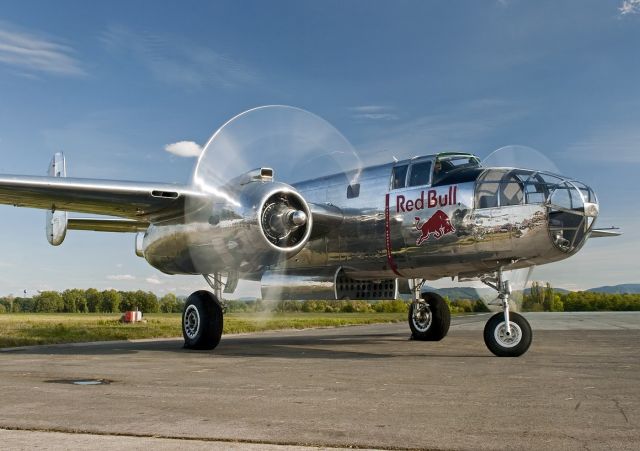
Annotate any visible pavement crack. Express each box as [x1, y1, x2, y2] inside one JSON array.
[[612, 398, 630, 424]]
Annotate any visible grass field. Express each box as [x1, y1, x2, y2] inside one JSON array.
[[0, 312, 406, 348]]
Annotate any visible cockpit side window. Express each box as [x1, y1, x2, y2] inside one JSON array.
[[391, 165, 408, 189], [475, 169, 524, 208], [500, 173, 524, 206], [408, 161, 432, 187]]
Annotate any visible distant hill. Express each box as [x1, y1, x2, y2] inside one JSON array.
[[425, 286, 572, 300], [586, 284, 640, 294]]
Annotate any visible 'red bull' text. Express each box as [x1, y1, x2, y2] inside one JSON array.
[[396, 185, 457, 213]]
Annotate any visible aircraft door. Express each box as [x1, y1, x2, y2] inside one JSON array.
[[384, 162, 412, 276]]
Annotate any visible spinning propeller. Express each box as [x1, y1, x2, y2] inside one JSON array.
[[475, 145, 563, 310], [187, 105, 361, 296]]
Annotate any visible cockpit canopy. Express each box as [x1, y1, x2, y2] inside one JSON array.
[[391, 153, 482, 189]]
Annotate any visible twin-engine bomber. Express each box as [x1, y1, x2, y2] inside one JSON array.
[[0, 106, 619, 356]]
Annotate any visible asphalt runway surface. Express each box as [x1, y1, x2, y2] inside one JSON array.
[[1, 312, 638, 450]]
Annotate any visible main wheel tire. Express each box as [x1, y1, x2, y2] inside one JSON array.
[[408, 292, 451, 341], [483, 312, 532, 357], [182, 290, 223, 350]]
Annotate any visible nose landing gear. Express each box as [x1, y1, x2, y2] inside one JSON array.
[[481, 268, 532, 357]]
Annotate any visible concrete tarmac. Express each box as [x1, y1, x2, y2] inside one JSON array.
[[0, 312, 639, 450]]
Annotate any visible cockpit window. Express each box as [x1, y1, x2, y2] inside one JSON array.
[[475, 169, 524, 208], [500, 172, 524, 206], [439, 155, 481, 171], [408, 161, 432, 187], [391, 165, 408, 189], [433, 155, 481, 184]]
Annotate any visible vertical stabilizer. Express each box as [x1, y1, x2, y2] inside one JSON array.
[[46, 152, 68, 246]]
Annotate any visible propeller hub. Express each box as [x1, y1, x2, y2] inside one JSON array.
[[287, 210, 307, 227]]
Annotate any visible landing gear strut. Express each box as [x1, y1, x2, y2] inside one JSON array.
[[481, 268, 532, 357], [408, 279, 450, 341], [181, 273, 226, 350]]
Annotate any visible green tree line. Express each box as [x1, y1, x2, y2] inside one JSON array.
[[1, 283, 638, 314], [522, 282, 640, 312], [0, 290, 182, 314]]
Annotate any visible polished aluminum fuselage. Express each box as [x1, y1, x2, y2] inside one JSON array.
[[141, 157, 595, 283], [290, 163, 575, 281]]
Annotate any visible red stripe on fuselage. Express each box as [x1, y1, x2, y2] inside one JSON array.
[[385, 193, 404, 278]]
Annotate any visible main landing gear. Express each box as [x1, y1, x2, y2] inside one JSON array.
[[481, 269, 532, 357], [182, 273, 225, 350], [408, 279, 451, 341]]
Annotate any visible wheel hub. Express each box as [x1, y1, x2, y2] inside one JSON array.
[[494, 321, 522, 348], [184, 305, 201, 339], [412, 303, 432, 333]]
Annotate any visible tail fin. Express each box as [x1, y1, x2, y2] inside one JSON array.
[[46, 152, 68, 246]]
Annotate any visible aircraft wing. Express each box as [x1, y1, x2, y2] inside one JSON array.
[[0, 174, 206, 222], [590, 227, 622, 238]]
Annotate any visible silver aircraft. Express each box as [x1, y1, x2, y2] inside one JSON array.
[[0, 106, 618, 357]]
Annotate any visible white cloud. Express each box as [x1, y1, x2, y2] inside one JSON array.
[[354, 98, 526, 165], [620, 0, 640, 15], [564, 123, 640, 164], [164, 140, 202, 158], [349, 105, 399, 121], [107, 274, 136, 281], [0, 22, 84, 76], [146, 276, 163, 285], [100, 25, 256, 89]]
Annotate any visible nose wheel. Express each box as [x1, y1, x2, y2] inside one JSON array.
[[481, 268, 532, 357], [483, 311, 531, 357]]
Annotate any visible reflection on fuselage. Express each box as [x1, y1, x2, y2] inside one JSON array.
[[291, 161, 598, 281]]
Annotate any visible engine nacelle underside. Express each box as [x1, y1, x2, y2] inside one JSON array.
[[261, 267, 399, 301]]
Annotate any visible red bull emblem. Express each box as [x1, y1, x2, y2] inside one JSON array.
[[415, 210, 455, 245]]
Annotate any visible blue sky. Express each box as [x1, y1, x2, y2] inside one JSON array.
[[0, 0, 638, 297]]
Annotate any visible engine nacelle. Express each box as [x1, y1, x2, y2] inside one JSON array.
[[261, 267, 399, 301], [224, 180, 313, 272], [142, 173, 313, 275]]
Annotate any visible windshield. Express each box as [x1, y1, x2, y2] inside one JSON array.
[[437, 155, 481, 172]]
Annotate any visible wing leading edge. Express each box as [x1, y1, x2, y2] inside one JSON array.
[[590, 227, 622, 238]]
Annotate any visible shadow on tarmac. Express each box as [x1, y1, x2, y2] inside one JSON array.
[[2, 327, 492, 360]]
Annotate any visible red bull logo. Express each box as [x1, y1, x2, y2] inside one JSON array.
[[415, 210, 455, 245], [396, 186, 457, 213]]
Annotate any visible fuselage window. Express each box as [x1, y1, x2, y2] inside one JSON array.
[[408, 161, 432, 187], [392, 165, 408, 189], [347, 183, 360, 199]]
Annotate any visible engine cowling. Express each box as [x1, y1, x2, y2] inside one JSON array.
[[142, 176, 313, 276]]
